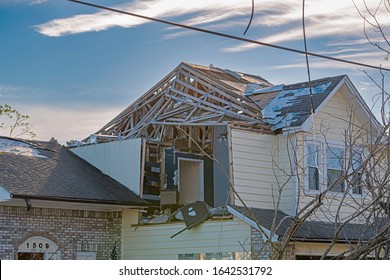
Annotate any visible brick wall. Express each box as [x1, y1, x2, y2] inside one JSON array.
[[0, 205, 122, 260], [250, 227, 272, 260], [250, 228, 297, 260]]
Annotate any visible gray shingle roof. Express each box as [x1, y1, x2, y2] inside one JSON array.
[[229, 205, 380, 242], [0, 137, 148, 206], [247, 75, 346, 131]]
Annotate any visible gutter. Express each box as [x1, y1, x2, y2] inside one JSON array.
[[10, 194, 149, 207]]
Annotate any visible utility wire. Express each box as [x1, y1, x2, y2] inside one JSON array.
[[68, 0, 390, 72], [302, 0, 320, 174], [302, 0, 315, 114], [243, 0, 255, 35]]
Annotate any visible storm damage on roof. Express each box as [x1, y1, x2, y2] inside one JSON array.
[[252, 75, 346, 131], [0, 137, 47, 158]]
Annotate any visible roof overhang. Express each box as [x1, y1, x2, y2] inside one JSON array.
[[227, 205, 279, 242], [1, 196, 147, 212]]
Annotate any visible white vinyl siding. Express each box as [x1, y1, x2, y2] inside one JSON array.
[[71, 138, 142, 195], [121, 218, 251, 260], [297, 90, 370, 222], [230, 129, 294, 214]]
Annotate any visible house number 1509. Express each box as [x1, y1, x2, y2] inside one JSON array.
[[26, 242, 50, 249]]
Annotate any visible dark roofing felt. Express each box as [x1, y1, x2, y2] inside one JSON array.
[[0, 137, 148, 206], [229, 205, 381, 242]]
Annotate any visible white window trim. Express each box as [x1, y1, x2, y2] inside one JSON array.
[[325, 141, 345, 193], [304, 139, 323, 194], [304, 138, 364, 197], [347, 144, 366, 197]]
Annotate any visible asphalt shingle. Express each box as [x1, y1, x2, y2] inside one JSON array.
[[0, 137, 148, 206], [229, 205, 380, 242]]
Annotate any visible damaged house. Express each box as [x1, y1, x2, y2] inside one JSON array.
[[69, 62, 386, 259]]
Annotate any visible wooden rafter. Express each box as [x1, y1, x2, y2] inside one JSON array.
[[89, 62, 272, 144]]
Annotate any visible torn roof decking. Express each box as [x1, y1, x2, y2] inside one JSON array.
[[92, 62, 274, 142]]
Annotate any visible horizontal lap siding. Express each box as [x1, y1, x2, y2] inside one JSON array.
[[298, 90, 369, 222], [122, 219, 251, 259], [313, 91, 364, 142], [231, 129, 290, 210], [276, 135, 295, 215]]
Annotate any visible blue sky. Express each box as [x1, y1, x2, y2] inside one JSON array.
[[1, 0, 389, 143]]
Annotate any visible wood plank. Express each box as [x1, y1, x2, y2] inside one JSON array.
[[175, 79, 259, 119]]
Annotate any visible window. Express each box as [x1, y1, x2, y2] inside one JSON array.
[[326, 146, 345, 192], [305, 139, 364, 195], [307, 143, 320, 190]]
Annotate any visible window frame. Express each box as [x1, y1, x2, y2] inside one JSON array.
[[304, 140, 322, 192], [304, 138, 364, 197], [349, 146, 365, 195], [325, 143, 345, 193]]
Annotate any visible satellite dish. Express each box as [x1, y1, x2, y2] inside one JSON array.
[[171, 201, 210, 238], [181, 201, 210, 229]]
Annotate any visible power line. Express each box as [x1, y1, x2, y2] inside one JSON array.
[[243, 0, 255, 35], [67, 0, 390, 72], [302, 0, 315, 114]]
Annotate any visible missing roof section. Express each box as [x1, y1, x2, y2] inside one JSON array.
[[261, 82, 332, 131], [0, 137, 47, 158]]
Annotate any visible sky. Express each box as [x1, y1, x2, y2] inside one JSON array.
[[1, 0, 390, 144]]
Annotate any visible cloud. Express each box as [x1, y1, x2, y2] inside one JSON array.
[[11, 104, 122, 144], [34, 0, 390, 57], [270, 50, 390, 71], [35, 0, 252, 37], [0, 84, 36, 99]]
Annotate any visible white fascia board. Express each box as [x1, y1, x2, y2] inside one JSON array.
[[0, 186, 12, 202], [227, 205, 279, 242]]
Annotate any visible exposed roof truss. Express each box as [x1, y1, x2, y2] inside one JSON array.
[[92, 63, 271, 143]]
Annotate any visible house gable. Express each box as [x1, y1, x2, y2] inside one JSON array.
[[300, 76, 381, 135], [294, 81, 381, 222]]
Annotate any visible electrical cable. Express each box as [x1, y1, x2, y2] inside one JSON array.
[[67, 0, 390, 72], [302, 0, 315, 114], [243, 0, 255, 35], [302, 0, 321, 177]]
